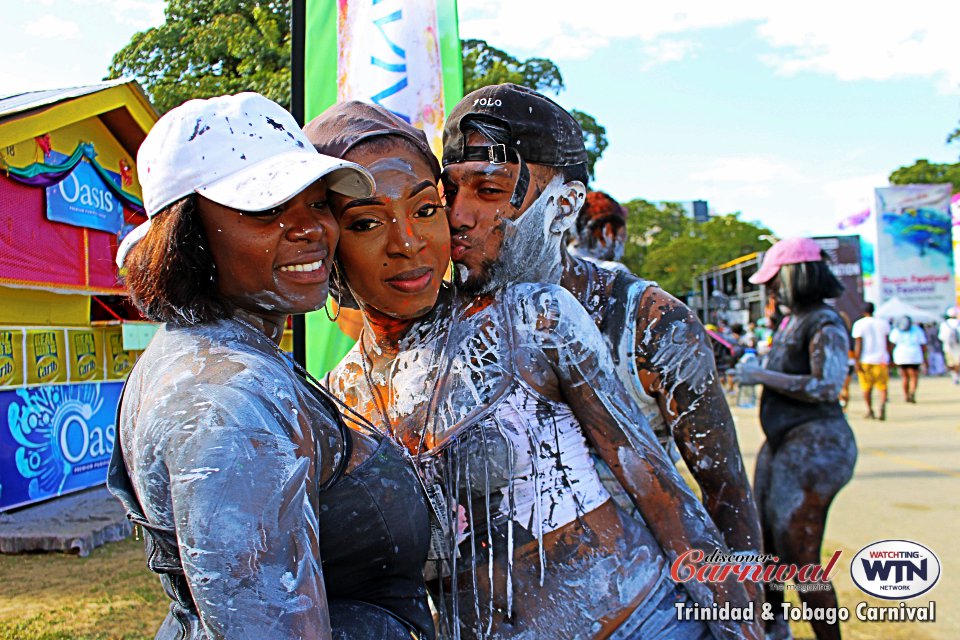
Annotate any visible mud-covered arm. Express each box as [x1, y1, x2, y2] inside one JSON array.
[[739, 324, 848, 403], [163, 387, 330, 639], [633, 287, 761, 555], [519, 286, 761, 640]]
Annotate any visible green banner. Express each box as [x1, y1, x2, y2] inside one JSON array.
[[300, 0, 463, 377]]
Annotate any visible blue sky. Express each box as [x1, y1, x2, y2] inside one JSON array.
[[3, 0, 958, 238]]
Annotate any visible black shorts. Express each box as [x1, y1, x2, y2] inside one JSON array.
[[898, 363, 921, 371]]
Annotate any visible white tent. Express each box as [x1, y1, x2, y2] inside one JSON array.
[[874, 297, 941, 324]]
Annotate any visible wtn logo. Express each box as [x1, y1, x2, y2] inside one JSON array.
[[851, 540, 940, 600], [861, 558, 927, 583]]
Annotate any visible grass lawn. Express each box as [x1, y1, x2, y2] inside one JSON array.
[[0, 536, 166, 640]]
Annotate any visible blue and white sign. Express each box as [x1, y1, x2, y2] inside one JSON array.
[[45, 150, 124, 233], [0, 381, 123, 512]]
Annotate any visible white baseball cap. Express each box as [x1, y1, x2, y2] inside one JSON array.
[[116, 92, 375, 267]]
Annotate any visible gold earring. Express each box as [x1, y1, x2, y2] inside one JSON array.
[[326, 263, 342, 322]]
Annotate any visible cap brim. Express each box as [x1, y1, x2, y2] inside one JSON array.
[[748, 262, 779, 285], [116, 219, 151, 268], [197, 150, 374, 212]]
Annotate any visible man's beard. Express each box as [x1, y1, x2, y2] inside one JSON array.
[[454, 177, 566, 296]]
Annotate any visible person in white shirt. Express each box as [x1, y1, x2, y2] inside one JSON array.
[[889, 316, 927, 403], [938, 307, 960, 385], [850, 303, 890, 420]]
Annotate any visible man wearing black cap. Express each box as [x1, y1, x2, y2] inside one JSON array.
[[442, 84, 762, 573]]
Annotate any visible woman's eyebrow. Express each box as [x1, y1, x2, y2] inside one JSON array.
[[341, 196, 384, 211], [409, 180, 436, 196]]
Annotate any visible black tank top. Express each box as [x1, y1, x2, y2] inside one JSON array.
[[108, 382, 434, 639], [759, 304, 847, 450], [319, 432, 434, 638]]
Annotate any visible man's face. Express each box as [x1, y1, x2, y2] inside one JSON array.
[[441, 134, 556, 293]]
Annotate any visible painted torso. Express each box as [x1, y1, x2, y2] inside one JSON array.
[[328, 283, 669, 639]]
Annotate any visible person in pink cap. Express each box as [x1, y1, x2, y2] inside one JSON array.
[[736, 237, 857, 640]]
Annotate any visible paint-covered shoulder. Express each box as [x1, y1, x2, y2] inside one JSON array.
[[504, 281, 589, 316], [326, 344, 364, 398], [635, 286, 708, 350], [504, 281, 611, 357]]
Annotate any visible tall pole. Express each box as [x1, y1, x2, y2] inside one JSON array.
[[290, 0, 307, 367]]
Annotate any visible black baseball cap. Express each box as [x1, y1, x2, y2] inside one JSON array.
[[442, 83, 587, 168]]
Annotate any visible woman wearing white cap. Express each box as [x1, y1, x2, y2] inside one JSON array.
[[736, 237, 857, 640], [107, 93, 436, 640]]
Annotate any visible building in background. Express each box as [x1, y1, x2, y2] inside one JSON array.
[[0, 80, 156, 511], [693, 235, 865, 329]]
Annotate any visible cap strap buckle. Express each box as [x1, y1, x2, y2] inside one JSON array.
[[487, 144, 508, 164]]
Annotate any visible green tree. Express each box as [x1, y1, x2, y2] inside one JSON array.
[[462, 38, 608, 180], [107, 10, 609, 176], [621, 203, 771, 296], [461, 38, 563, 95], [106, 0, 291, 114], [889, 159, 960, 192], [569, 110, 608, 180]]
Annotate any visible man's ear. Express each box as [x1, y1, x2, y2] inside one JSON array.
[[549, 181, 586, 235]]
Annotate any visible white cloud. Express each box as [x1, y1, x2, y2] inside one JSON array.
[[457, 0, 960, 90], [74, 0, 166, 29], [688, 156, 807, 185], [756, 3, 960, 93], [104, 0, 165, 28], [25, 15, 80, 39], [822, 172, 889, 221]]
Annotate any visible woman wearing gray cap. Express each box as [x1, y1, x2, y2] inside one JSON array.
[[107, 93, 435, 640], [309, 101, 758, 640]]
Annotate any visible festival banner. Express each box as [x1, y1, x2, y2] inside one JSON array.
[[0, 329, 24, 388], [103, 326, 139, 380], [952, 192, 960, 306], [874, 185, 955, 315], [25, 329, 67, 385], [0, 381, 123, 511], [299, 0, 463, 376], [813, 235, 864, 324], [67, 329, 104, 382]]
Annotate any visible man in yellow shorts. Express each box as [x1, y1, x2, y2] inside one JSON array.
[[851, 303, 890, 420]]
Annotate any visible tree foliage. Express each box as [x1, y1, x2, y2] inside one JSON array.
[[462, 39, 608, 181], [107, 8, 609, 177], [461, 38, 564, 95], [620, 200, 772, 296], [889, 159, 960, 192], [569, 110, 608, 180], [106, 0, 291, 114]]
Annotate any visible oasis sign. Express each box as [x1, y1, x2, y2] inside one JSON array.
[[45, 150, 124, 234], [0, 381, 123, 511]]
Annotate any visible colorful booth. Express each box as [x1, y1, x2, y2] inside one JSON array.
[[0, 80, 157, 512]]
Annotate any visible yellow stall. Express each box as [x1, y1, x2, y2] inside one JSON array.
[[0, 80, 157, 511]]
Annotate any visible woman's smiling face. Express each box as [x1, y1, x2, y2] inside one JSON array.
[[196, 178, 339, 324], [330, 139, 449, 320]]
